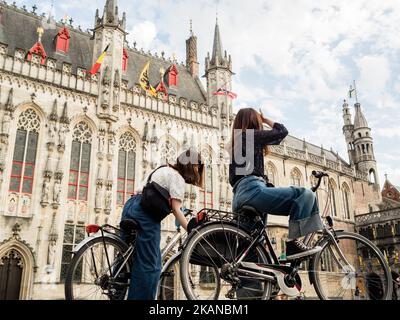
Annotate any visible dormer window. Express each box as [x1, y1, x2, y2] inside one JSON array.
[[56, 26, 71, 53], [27, 42, 47, 65], [122, 48, 128, 71], [168, 64, 178, 87]]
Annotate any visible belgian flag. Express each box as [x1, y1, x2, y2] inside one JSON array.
[[88, 44, 109, 75]]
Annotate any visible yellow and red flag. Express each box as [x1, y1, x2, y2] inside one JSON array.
[[139, 61, 157, 97], [88, 44, 109, 75]]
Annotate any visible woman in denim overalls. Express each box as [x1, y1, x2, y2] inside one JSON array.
[[120, 150, 205, 300], [229, 108, 323, 260]]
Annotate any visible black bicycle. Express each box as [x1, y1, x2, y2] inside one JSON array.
[[64, 209, 219, 300], [179, 171, 393, 300]]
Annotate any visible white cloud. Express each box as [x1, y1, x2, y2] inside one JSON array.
[[376, 127, 400, 138], [127, 21, 157, 51], [15, 0, 400, 185]]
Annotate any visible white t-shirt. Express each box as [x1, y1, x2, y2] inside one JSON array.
[[137, 166, 186, 202]]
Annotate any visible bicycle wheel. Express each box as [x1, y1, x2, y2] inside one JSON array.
[[180, 224, 272, 300], [311, 231, 393, 300], [65, 236, 130, 300], [159, 253, 221, 300]]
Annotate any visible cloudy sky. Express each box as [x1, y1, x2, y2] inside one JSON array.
[[14, 0, 400, 186]]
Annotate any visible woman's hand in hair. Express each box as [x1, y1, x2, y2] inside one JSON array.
[[171, 198, 188, 231], [259, 109, 275, 128]]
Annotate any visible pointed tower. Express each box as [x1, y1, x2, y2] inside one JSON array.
[[186, 20, 199, 78], [205, 18, 234, 131], [352, 102, 379, 185], [342, 100, 356, 165], [93, 0, 126, 121]]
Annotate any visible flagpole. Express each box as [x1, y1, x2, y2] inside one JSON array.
[[353, 80, 358, 103]]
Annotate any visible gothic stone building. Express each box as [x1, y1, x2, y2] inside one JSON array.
[[0, 1, 382, 299], [355, 178, 400, 279]]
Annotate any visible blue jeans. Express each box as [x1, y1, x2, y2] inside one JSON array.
[[120, 195, 161, 300], [232, 176, 323, 239]]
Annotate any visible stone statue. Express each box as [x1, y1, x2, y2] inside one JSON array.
[[48, 124, 56, 144], [53, 179, 62, 204], [41, 179, 50, 203], [142, 142, 148, 162], [108, 134, 116, 155], [98, 135, 105, 154], [104, 188, 112, 211], [58, 125, 67, 148], [95, 183, 103, 209], [1, 112, 11, 135], [47, 239, 57, 266], [101, 86, 110, 110], [113, 89, 120, 111]]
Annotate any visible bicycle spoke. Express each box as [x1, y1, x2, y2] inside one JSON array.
[[311, 232, 391, 300]]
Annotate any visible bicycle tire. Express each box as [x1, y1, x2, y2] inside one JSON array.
[[65, 236, 129, 300], [180, 224, 272, 300], [310, 231, 393, 300], [159, 253, 221, 300]]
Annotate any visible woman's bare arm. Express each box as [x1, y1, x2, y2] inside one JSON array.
[[171, 198, 188, 231]]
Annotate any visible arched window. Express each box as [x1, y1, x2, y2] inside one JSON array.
[[60, 223, 85, 281], [266, 162, 277, 186], [200, 152, 213, 209], [9, 109, 41, 195], [117, 132, 136, 206], [67, 122, 93, 201], [122, 48, 128, 72], [358, 132, 362, 138], [369, 169, 376, 184], [55, 26, 70, 53], [342, 183, 351, 220], [362, 144, 366, 154], [290, 168, 303, 187], [328, 179, 337, 217]]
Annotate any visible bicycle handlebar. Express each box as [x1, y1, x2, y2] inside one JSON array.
[[183, 208, 194, 217], [311, 170, 329, 192]]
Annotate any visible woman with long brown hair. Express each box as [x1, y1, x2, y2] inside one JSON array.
[[229, 108, 323, 260], [120, 149, 204, 300]]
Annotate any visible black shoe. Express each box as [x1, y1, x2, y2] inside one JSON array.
[[286, 240, 322, 260]]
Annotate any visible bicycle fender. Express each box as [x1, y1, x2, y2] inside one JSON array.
[[72, 233, 125, 254], [161, 252, 181, 274]]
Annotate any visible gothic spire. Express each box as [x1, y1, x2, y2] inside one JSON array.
[[96, 0, 125, 29], [104, 0, 118, 23], [211, 19, 223, 66], [353, 103, 369, 129]]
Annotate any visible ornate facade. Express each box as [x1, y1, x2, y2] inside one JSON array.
[[0, 1, 383, 299]]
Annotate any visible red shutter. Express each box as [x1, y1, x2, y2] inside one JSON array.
[[122, 48, 128, 71], [56, 27, 71, 53], [168, 65, 178, 87]]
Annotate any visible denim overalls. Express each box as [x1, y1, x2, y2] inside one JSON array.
[[120, 194, 161, 300], [232, 176, 324, 239]]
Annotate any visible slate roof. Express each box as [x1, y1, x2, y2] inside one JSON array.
[[0, 3, 207, 104], [285, 134, 349, 165]]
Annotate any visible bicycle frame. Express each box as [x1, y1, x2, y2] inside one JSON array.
[[202, 172, 357, 297]]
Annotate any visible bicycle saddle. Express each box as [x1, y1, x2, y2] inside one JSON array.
[[239, 205, 262, 217], [120, 219, 141, 233]]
